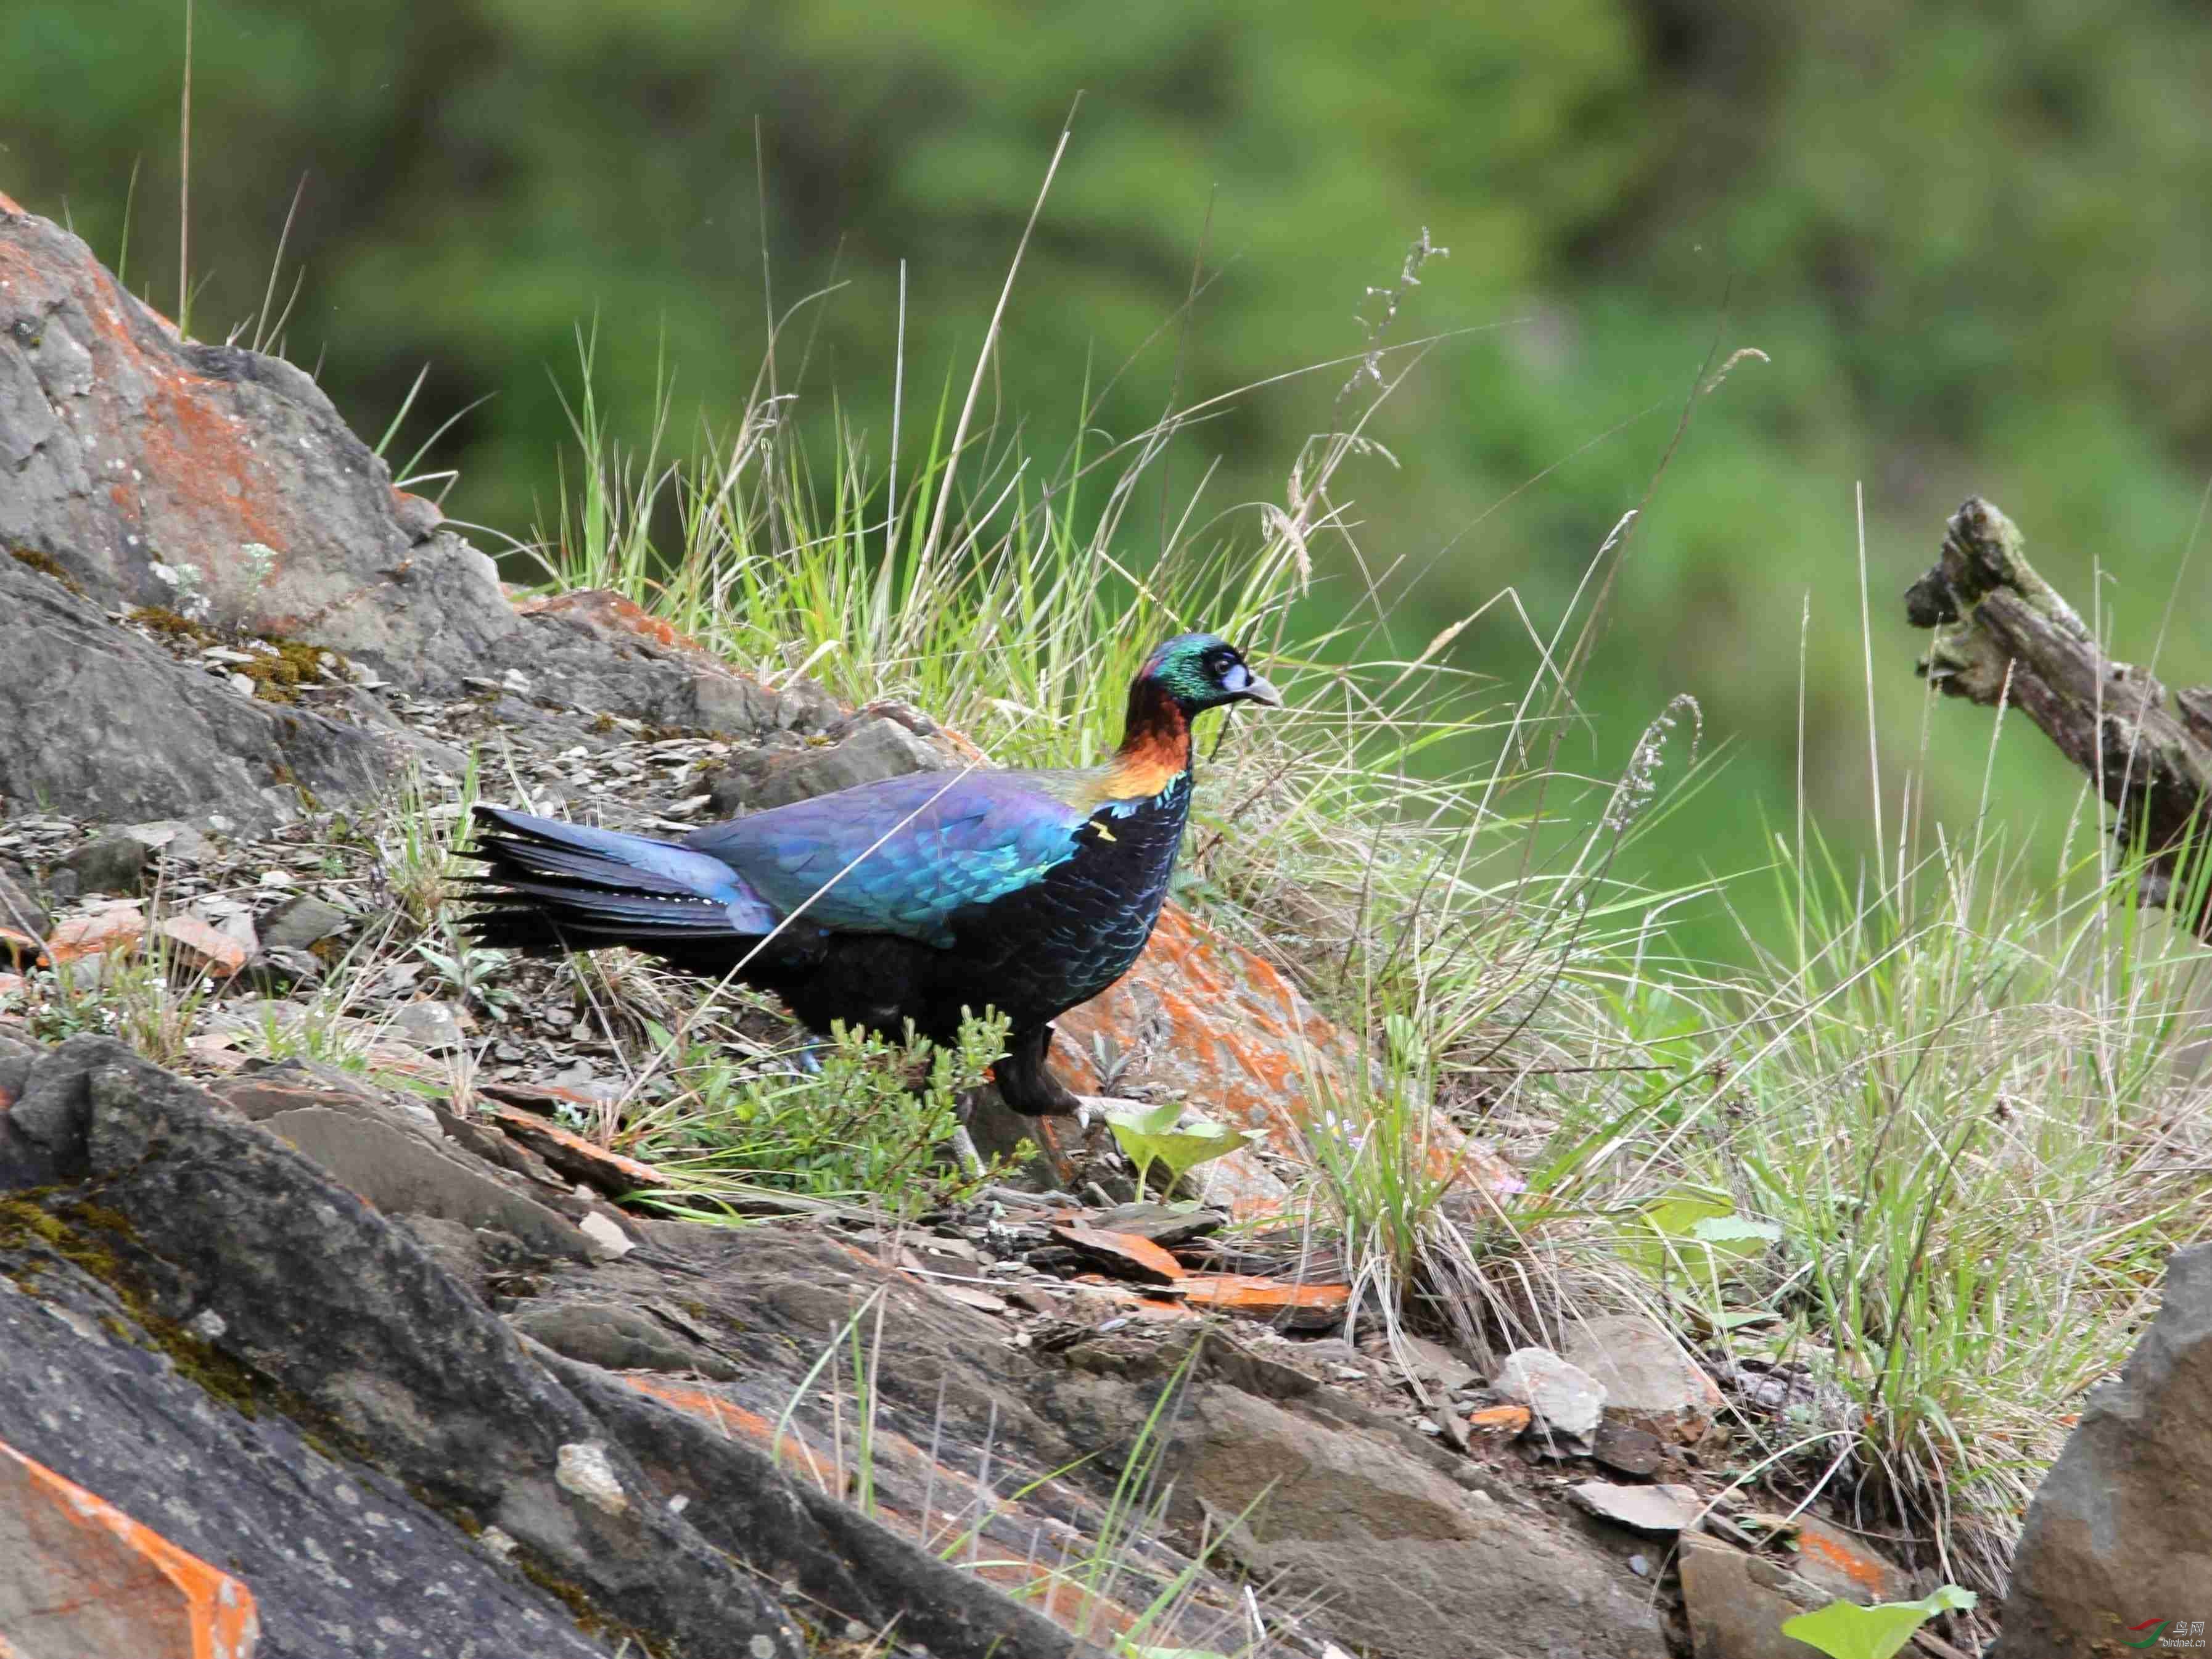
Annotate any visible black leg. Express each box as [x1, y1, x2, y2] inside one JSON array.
[[991, 1023, 1083, 1117]]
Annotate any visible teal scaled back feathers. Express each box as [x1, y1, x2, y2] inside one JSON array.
[[680, 768, 1095, 949]]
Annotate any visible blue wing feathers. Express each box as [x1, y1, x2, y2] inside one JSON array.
[[682, 770, 1088, 945], [479, 773, 1089, 950]]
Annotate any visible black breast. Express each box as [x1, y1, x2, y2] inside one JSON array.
[[923, 775, 1191, 1035]]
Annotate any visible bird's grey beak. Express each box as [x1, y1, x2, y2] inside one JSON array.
[[1241, 672, 1283, 708]]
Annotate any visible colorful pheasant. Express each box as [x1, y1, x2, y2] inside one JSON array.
[[466, 633, 1280, 1114]]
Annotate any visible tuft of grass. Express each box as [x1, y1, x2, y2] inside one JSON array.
[[1671, 823, 2208, 1586], [22, 893, 223, 1071], [371, 755, 483, 939]]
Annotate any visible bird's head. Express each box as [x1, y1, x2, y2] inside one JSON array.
[[1138, 633, 1282, 715]]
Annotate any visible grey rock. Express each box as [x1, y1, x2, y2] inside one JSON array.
[[0, 1244, 618, 1659], [1679, 1536, 1827, 1658], [255, 892, 351, 953], [392, 998, 470, 1052], [0, 211, 524, 697], [395, 1213, 491, 1297], [709, 713, 952, 815], [1, 208, 812, 750], [1175, 1388, 1667, 1658], [771, 675, 844, 734], [1996, 1242, 2212, 1655], [576, 1210, 635, 1262], [1592, 1420, 1665, 1477], [490, 588, 787, 736], [1568, 1480, 1702, 1535], [691, 666, 779, 735], [0, 860, 51, 940], [259, 1105, 590, 1262], [551, 1354, 1102, 1659], [121, 818, 213, 862], [1083, 1200, 1227, 1247], [59, 833, 150, 897], [509, 1301, 741, 1380], [247, 944, 323, 990], [1561, 1314, 1721, 1439], [6, 1036, 806, 1656], [0, 561, 395, 831], [1495, 1346, 1607, 1440], [1396, 1333, 1482, 1395], [213, 1060, 444, 1145]]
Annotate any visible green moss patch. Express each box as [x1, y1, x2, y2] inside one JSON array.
[[11, 546, 86, 596]]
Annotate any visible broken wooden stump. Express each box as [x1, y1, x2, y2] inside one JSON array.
[[1907, 496, 2212, 938]]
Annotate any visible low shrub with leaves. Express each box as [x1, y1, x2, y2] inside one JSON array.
[[639, 1011, 1017, 1216]]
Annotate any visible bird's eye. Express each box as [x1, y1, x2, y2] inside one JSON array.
[[1204, 649, 1235, 675]]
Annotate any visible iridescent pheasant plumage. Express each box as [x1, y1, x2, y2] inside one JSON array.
[[466, 634, 1280, 1114]]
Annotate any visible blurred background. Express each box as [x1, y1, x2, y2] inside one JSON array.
[[9, 1, 2212, 963]]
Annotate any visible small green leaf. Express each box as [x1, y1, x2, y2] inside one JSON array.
[[1780, 1587, 1977, 1659], [1106, 1106, 1250, 1194], [1690, 1214, 1782, 1246], [1618, 1190, 1776, 1278]]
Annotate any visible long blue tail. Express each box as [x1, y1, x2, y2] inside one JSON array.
[[463, 805, 781, 957]]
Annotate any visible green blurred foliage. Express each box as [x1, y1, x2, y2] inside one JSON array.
[[9, 1, 2212, 962]]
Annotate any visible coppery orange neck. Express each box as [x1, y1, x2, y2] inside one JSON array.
[[1103, 678, 1193, 799]]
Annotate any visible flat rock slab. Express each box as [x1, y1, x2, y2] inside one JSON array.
[[1176, 1387, 1667, 1659], [1592, 1421, 1665, 1476], [260, 1105, 592, 1262], [1050, 1222, 1187, 1285], [1790, 1514, 1915, 1606], [0, 1436, 260, 1659], [4, 1036, 807, 1656], [1569, 1480, 1703, 1535], [1561, 1314, 1722, 1440], [0, 561, 395, 832]]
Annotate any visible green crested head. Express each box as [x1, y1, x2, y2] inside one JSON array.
[[1137, 633, 1282, 715]]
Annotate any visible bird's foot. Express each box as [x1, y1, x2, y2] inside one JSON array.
[[779, 1035, 828, 1077]]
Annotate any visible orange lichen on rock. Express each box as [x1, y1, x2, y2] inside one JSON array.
[[1056, 903, 1518, 1212], [158, 915, 250, 978], [478, 1103, 670, 1191], [1794, 1516, 1912, 1602], [1178, 1274, 1349, 1323], [972, 1558, 1143, 1640], [44, 905, 147, 965], [517, 589, 715, 659], [0, 1437, 261, 1659], [617, 1375, 807, 1461], [1466, 1404, 1533, 1436]]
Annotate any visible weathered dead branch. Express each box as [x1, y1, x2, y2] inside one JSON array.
[[1906, 496, 2212, 940]]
